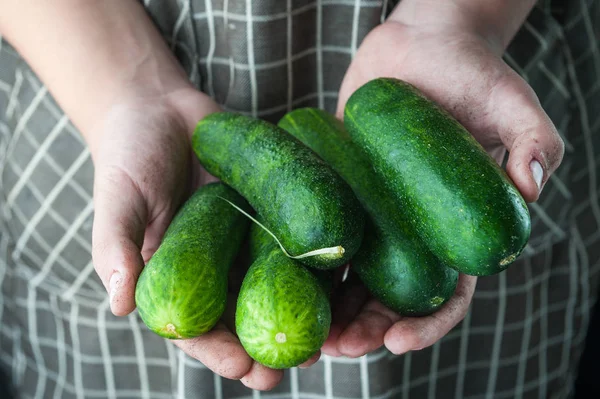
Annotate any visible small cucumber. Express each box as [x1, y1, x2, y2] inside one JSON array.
[[236, 224, 331, 369], [135, 183, 250, 339], [344, 78, 531, 276], [192, 112, 365, 270], [353, 220, 456, 315], [279, 108, 458, 315]]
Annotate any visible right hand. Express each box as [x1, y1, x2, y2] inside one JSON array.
[[324, 1, 564, 358], [90, 87, 295, 391]]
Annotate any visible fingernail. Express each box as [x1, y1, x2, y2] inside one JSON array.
[[109, 272, 122, 304], [530, 160, 543, 191]]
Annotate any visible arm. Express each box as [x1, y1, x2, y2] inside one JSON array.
[[0, 1, 284, 390], [0, 0, 203, 318], [0, 0, 195, 153]]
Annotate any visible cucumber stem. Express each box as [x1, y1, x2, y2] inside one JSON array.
[[164, 323, 183, 339], [499, 252, 518, 266], [216, 195, 345, 260]]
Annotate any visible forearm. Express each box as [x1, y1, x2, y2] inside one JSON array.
[[0, 0, 192, 153], [389, 0, 537, 51]]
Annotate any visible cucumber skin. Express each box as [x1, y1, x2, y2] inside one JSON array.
[[192, 112, 365, 270], [248, 226, 334, 296], [279, 108, 458, 315], [236, 225, 331, 369], [344, 78, 531, 276], [135, 183, 250, 339], [354, 220, 456, 315]]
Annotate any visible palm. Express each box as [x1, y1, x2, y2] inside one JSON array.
[[93, 101, 193, 263]]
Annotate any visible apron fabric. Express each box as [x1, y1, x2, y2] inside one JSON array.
[[0, 0, 598, 398]]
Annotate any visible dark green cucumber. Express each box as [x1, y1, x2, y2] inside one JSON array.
[[236, 224, 331, 369], [353, 220, 455, 315], [344, 78, 531, 276], [135, 183, 250, 339], [192, 112, 364, 269], [279, 108, 458, 315]]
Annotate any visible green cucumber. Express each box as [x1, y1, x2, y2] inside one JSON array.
[[135, 183, 250, 339], [353, 220, 455, 315], [279, 108, 458, 315], [344, 78, 531, 276], [236, 224, 331, 369], [192, 112, 365, 270]]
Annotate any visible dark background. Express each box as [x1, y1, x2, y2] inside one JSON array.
[[574, 293, 600, 398]]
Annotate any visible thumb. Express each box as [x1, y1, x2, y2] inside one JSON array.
[[92, 167, 147, 316], [335, 66, 369, 121], [488, 73, 565, 203]]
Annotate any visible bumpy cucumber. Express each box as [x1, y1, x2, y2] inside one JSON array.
[[236, 224, 331, 369], [247, 227, 334, 297], [279, 108, 458, 315], [344, 78, 531, 276], [192, 112, 364, 269], [135, 183, 250, 339]]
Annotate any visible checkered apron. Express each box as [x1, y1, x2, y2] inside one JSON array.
[[0, 0, 598, 398]]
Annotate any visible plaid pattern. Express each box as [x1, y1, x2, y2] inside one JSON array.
[[0, 0, 598, 398]]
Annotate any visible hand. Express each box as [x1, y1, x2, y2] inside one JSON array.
[[323, 271, 476, 357], [326, 5, 564, 357], [89, 88, 294, 391], [337, 18, 565, 201]]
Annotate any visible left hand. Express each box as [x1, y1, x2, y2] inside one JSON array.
[[324, 4, 564, 357], [90, 88, 290, 391]]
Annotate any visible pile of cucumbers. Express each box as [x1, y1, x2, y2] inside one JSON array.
[[134, 78, 531, 369]]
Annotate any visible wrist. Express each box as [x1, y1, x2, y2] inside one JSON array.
[[84, 70, 195, 159], [388, 0, 536, 54], [87, 84, 219, 162]]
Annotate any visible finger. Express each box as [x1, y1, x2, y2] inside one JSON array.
[[336, 72, 360, 120], [487, 147, 507, 166], [335, 63, 379, 120], [322, 325, 345, 358], [240, 362, 284, 391], [92, 167, 148, 316], [337, 300, 402, 358], [487, 72, 565, 202], [384, 274, 477, 355], [321, 270, 370, 357], [172, 322, 253, 380], [298, 350, 321, 369]]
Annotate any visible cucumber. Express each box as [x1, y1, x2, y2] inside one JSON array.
[[236, 224, 331, 369], [135, 183, 250, 339], [344, 78, 531, 276], [353, 220, 456, 315], [192, 112, 365, 270], [279, 108, 458, 315]]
